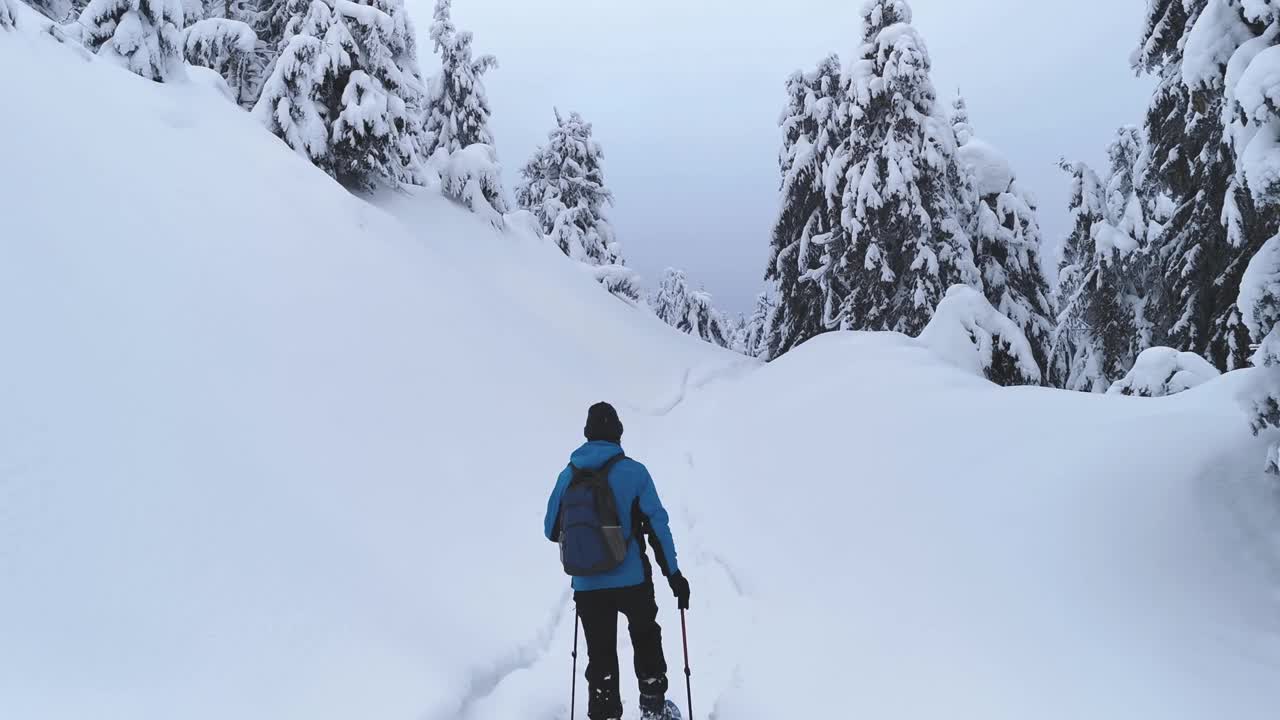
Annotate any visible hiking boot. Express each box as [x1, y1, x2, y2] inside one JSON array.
[[587, 684, 622, 720], [639, 698, 681, 720]]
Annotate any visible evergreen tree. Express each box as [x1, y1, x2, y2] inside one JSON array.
[[953, 94, 1056, 380], [650, 269, 730, 348], [79, 0, 185, 81], [1102, 125, 1154, 350], [24, 0, 72, 22], [441, 142, 508, 226], [183, 18, 258, 105], [253, 31, 330, 168], [329, 0, 428, 190], [1055, 142, 1147, 392], [251, 0, 427, 191], [828, 0, 979, 337], [742, 292, 775, 358], [1217, 0, 1280, 471], [1134, 0, 1270, 371], [761, 55, 843, 360], [516, 110, 621, 265], [424, 0, 496, 157], [258, 0, 306, 48]]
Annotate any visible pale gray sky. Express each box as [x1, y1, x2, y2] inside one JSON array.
[[412, 0, 1153, 313]]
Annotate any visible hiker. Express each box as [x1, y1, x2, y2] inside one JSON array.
[[545, 402, 691, 720]]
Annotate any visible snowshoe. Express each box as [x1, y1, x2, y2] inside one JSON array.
[[639, 699, 681, 720]]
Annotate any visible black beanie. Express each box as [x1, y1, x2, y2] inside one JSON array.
[[584, 402, 624, 444]]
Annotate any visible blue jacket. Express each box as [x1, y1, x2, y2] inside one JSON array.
[[545, 441, 680, 592]]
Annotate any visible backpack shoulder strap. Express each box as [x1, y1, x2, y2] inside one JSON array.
[[599, 453, 627, 476], [569, 454, 627, 480]]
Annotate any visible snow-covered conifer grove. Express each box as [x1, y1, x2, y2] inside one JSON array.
[[649, 268, 731, 348]]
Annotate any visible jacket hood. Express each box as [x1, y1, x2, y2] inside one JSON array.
[[570, 441, 625, 470]]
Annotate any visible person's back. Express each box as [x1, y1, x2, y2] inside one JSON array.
[[545, 402, 691, 720]]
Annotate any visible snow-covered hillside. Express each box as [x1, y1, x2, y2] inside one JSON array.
[[4, 9, 1280, 720]]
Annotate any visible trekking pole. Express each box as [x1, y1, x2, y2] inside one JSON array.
[[680, 609, 693, 720], [570, 610, 580, 720]]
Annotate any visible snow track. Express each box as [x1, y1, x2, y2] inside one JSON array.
[[441, 591, 575, 720]]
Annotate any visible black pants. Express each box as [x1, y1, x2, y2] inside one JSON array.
[[575, 582, 669, 719]]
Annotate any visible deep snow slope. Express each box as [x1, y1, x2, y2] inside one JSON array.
[[4, 11, 1280, 720], [0, 18, 735, 720], [469, 332, 1280, 720]]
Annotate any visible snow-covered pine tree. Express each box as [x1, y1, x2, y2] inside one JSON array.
[[1054, 146, 1145, 392], [953, 94, 1056, 380], [829, 0, 979, 337], [951, 93, 973, 145], [78, 0, 186, 81], [252, 0, 350, 169], [253, 31, 331, 169], [650, 269, 731, 348], [724, 313, 749, 355], [761, 55, 842, 360], [424, 0, 496, 157], [179, 0, 202, 22], [1212, 0, 1280, 471], [328, 0, 428, 190], [1054, 161, 1105, 389], [183, 18, 258, 104], [256, 0, 304, 46], [441, 142, 508, 226], [252, 0, 427, 191], [1103, 125, 1154, 350], [741, 291, 775, 358], [516, 110, 621, 264], [24, 0, 71, 22], [1135, 0, 1272, 371]]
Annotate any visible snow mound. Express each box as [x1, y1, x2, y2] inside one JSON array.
[[958, 137, 1014, 196], [917, 284, 1041, 385], [1107, 347, 1222, 397]]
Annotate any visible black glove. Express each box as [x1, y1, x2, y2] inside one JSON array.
[[668, 572, 690, 610]]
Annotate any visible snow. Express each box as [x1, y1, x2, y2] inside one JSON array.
[[184, 17, 257, 55], [1226, 26, 1280, 202], [1225, 28, 1279, 115], [1235, 44, 1280, 125], [1108, 347, 1223, 397], [1242, 118, 1280, 202], [1182, 0, 1254, 90], [958, 137, 1014, 196], [335, 0, 395, 35], [1093, 220, 1140, 259], [4, 12, 1280, 720], [1240, 232, 1280, 366]]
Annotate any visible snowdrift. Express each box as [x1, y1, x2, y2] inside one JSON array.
[[4, 11, 1280, 720]]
